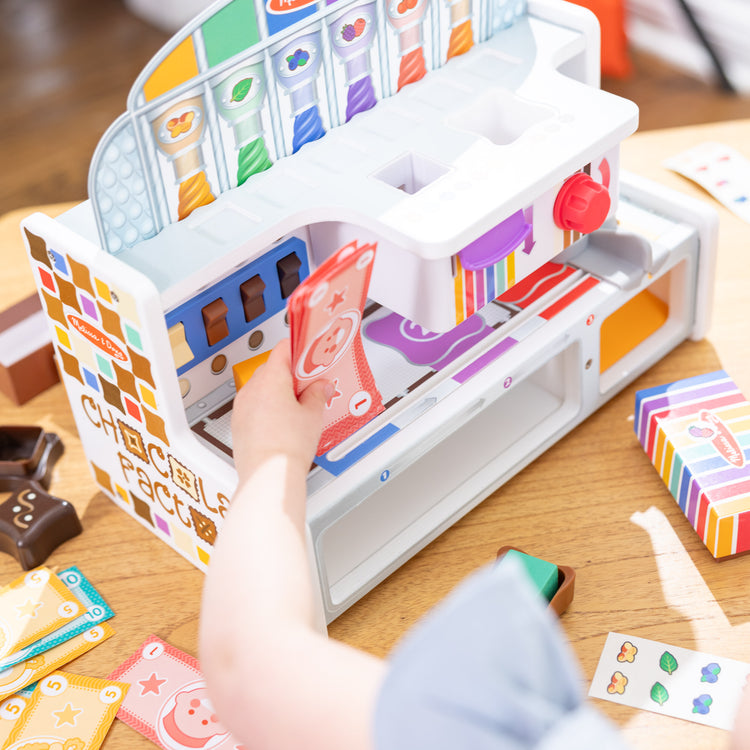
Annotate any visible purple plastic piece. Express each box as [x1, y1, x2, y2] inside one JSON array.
[[365, 312, 493, 371], [459, 210, 532, 271]]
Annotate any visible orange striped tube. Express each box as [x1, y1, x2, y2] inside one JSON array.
[[177, 171, 215, 221], [447, 19, 473, 59], [397, 47, 427, 91]]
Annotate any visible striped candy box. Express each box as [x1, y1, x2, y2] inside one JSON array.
[[634, 370, 750, 558]]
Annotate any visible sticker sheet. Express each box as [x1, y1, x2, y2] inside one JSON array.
[[664, 142, 750, 223], [589, 632, 750, 730]]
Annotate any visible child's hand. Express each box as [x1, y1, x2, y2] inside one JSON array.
[[731, 676, 750, 750], [231, 340, 329, 486]]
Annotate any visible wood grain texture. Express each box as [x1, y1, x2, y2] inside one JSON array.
[[2, 1, 750, 746], [0, 0, 170, 212]]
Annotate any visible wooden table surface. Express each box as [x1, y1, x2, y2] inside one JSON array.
[[2, 118, 750, 748]]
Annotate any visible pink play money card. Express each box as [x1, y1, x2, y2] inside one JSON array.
[[289, 240, 384, 455], [109, 635, 242, 750]]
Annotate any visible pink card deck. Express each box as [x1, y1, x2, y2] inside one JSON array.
[[288, 240, 384, 455]]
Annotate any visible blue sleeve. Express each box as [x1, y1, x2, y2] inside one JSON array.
[[373, 559, 630, 750]]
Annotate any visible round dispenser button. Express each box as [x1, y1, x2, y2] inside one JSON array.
[[553, 172, 611, 233]]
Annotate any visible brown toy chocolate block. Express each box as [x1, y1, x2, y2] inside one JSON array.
[[201, 298, 230, 346], [0, 293, 59, 405], [239, 275, 266, 323], [277, 252, 302, 298], [0, 426, 64, 489], [0, 477, 82, 569]]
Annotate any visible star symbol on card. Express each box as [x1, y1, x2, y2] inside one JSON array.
[[326, 378, 343, 408], [15, 599, 43, 618], [139, 672, 167, 695], [53, 702, 83, 727], [326, 288, 347, 314]]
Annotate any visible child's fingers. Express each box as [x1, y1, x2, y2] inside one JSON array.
[[267, 338, 292, 370], [299, 379, 330, 413], [235, 340, 291, 403], [256, 339, 292, 387]]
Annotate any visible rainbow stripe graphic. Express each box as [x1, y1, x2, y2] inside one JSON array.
[[562, 228, 582, 251], [453, 251, 516, 325], [635, 370, 750, 558]]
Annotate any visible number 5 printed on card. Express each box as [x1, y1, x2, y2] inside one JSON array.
[[3, 671, 128, 749]]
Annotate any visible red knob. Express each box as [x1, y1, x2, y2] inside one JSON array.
[[553, 172, 611, 233]]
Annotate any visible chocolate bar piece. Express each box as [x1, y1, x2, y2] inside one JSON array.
[[0, 477, 82, 569], [0, 426, 64, 489], [0, 294, 59, 405]]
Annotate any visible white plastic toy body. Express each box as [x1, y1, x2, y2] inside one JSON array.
[[21, 0, 717, 621]]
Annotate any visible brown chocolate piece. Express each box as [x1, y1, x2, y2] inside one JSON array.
[[0, 477, 82, 569], [0, 426, 64, 489], [277, 252, 302, 298], [0, 294, 59, 405], [239, 275, 266, 323], [201, 298, 230, 346]]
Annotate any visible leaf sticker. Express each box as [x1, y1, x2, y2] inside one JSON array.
[[659, 650, 679, 675], [651, 681, 670, 706], [231, 78, 254, 103]]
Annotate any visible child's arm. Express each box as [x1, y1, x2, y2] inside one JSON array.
[[199, 341, 386, 750]]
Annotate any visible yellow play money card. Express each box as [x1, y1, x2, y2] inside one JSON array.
[[0, 568, 84, 660], [0, 694, 29, 747], [0, 623, 115, 700], [3, 671, 128, 750]]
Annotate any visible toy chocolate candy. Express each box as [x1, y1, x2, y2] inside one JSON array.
[[0, 426, 80, 568], [0, 477, 82, 569], [0, 425, 64, 488]]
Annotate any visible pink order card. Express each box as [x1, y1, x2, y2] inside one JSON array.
[[109, 635, 243, 750], [288, 240, 384, 455]]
